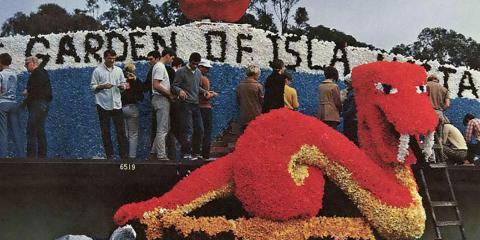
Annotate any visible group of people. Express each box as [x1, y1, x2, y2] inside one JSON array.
[[0, 53, 52, 159], [414, 74, 478, 166], [2, 51, 480, 164], [91, 49, 218, 161]]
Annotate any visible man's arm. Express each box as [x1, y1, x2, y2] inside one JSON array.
[[153, 79, 172, 98], [465, 121, 474, 142]]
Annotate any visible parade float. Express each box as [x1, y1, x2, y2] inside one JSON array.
[[1, 1, 480, 239]]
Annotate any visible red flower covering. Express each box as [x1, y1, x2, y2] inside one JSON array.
[[114, 62, 437, 239], [178, 0, 251, 22], [352, 61, 438, 165]]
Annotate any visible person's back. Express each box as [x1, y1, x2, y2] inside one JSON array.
[[262, 59, 285, 113], [283, 71, 299, 110], [237, 78, 263, 127], [237, 65, 263, 129], [442, 123, 468, 164], [0, 53, 23, 158], [426, 80, 449, 110], [317, 66, 341, 129]]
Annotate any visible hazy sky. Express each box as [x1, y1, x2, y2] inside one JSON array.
[[1, 0, 479, 50]]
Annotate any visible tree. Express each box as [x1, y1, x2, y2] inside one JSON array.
[[270, 0, 300, 34], [391, 27, 480, 69], [157, 0, 191, 27], [85, 0, 100, 18], [242, 0, 278, 33], [294, 7, 309, 29], [0, 4, 103, 37], [306, 24, 375, 49], [101, 0, 161, 29]]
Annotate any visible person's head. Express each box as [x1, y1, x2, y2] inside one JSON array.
[[283, 71, 293, 85], [427, 74, 439, 83], [324, 66, 339, 81], [103, 49, 117, 67], [270, 59, 285, 74], [188, 52, 202, 70], [161, 48, 176, 65], [198, 59, 212, 75], [0, 53, 12, 69], [124, 63, 136, 73], [172, 57, 185, 70], [246, 65, 261, 80], [24, 56, 39, 72], [464, 113, 475, 126], [147, 50, 161, 66]]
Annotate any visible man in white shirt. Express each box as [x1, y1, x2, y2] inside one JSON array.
[[151, 48, 176, 160], [90, 49, 128, 159]]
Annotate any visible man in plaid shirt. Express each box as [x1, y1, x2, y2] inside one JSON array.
[[463, 113, 480, 163]]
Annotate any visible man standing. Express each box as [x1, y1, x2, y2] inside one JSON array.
[[91, 50, 128, 159], [196, 59, 218, 159], [262, 59, 285, 113], [173, 52, 209, 160], [145, 51, 161, 148], [23, 56, 52, 158], [151, 48, 176, 160], [0, 53, 23, 158]]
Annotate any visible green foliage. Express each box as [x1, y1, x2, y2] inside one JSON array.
[[1, 3, 103, 37], [101, 0, 160, 29], [391, 27, 480, 70]]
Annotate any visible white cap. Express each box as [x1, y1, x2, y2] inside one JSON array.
[[199, 59, 212, 68]]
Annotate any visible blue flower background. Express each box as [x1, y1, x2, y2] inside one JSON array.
[[6, 62, 479, 159]]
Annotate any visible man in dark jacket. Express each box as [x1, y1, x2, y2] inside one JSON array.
[[262, 59, 286, 113], [23, 56, 53, 158]]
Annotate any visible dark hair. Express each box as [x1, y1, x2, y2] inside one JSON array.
[[147, 50, 161, 59], [283, 71, 293, 81], [324, 66, 339, 80], [172, 57, 185, 68], [464, 113, 475, 126], [270, 59, 284, 70], [189, 52, 201, 63], [103, 49, 117, 58], [161, 48, 176, 57], [0, 53, 12, 66]]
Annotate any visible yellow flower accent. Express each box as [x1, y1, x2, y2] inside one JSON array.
[[145, 209, 374, 240], [295, 145, 425, 240], [288, 149, 311, 186]]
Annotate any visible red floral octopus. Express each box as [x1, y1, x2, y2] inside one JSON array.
[[114, 62, 438, 240]]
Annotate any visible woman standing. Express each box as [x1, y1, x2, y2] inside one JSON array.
[[121, 63, 144, 159], [318, 66, 342, 129], [237, 65, 264, 131]]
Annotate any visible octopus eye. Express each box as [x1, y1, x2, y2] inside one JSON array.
[[416, 85, 427, 94], [374, 83, 398, 95]]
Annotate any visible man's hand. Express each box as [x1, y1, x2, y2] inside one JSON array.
[[98, 83, 113, 90], [179, 90, 187, 100], [22, 89, 28, 96], [205, 90, 218, 99]]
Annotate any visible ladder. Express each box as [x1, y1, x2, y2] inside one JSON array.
[[419, 163, 467, 240]]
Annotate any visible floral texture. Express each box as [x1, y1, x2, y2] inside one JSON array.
[[114, 62, 439, 239]]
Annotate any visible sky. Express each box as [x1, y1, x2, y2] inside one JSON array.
[[0, 0, 479, 50]]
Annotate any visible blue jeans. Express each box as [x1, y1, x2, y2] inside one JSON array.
[[0, 101, 24, 158], [178, 102, 203, 156], [200, 108, 212, 159], [27, 100, 49, 158], [122, 104, 139, 158]]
